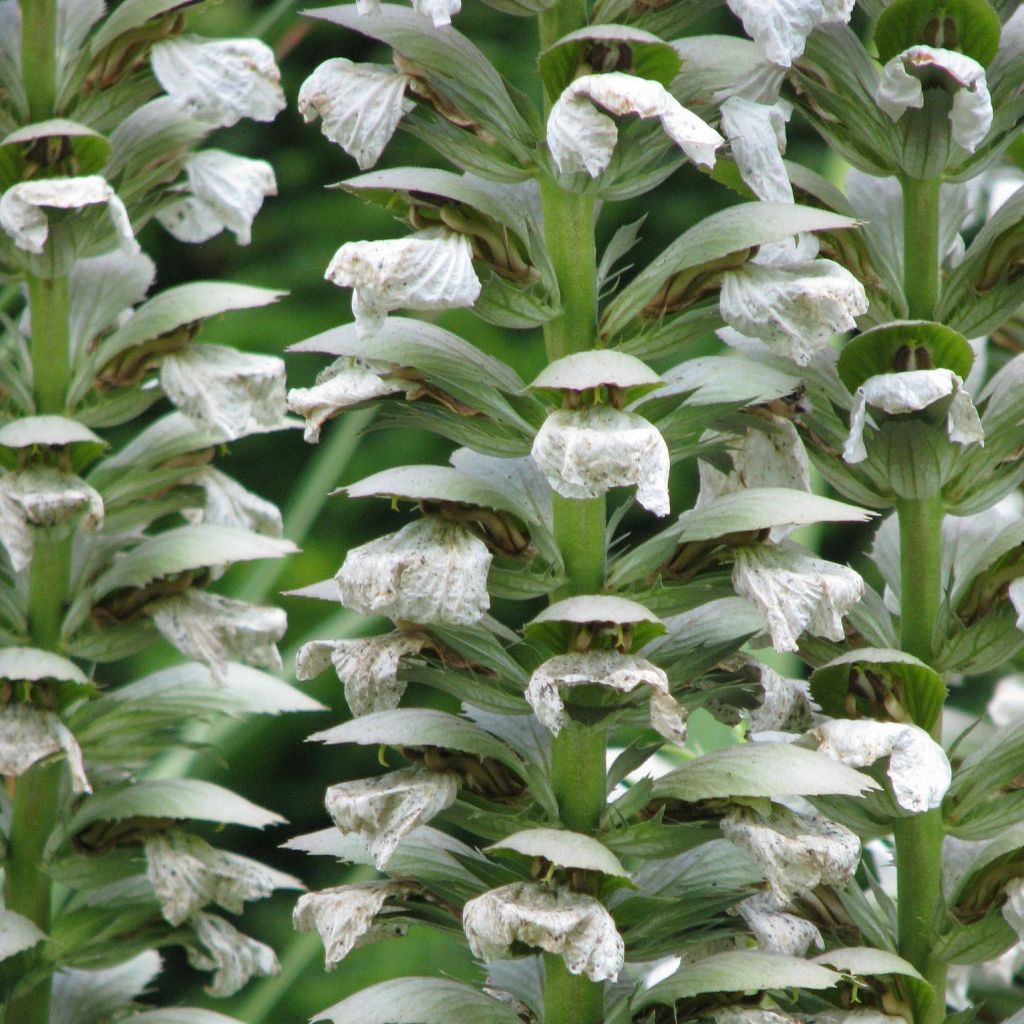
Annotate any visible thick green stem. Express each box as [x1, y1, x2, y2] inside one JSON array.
[[900, 176, 941, 321], [28, 275, 70, 415], [20, 0, 58, 119], [896, 495, 944, 670]]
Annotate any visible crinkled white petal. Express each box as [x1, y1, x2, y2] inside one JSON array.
[[325, 768, 459, 870], [149, 591, 287, 681], [413, 0, 461, 23], [747, 663, 814, 734], [151, 35, 285, 128], [293, 880, 414, 969], [462, 882, 624, 983], [526, 650, 684, 742], [296, 632, 428, 716], [720, 259, 868, 365], [158, 150, 276, 246], [722, 805, 860, 904], [876, 46, 992, 153], [726, 0, 855, 66], [842, 369, 984, 464], [326, 228, 481, 337], [186, 912, 279, 998], [812, 719, 951, 813], [547, 72, 723, 177], [736, 893, 824, 956], [1001, 878, 1024, 942], [183, 467, 283, 538], [336, 517, 491, 626], [0, 705, 90, 794], [720, 97, 793, 203], [531, 405, 670, 516], [298, 59, 412, 170], [145, 831, 299, 927], [732, 542, 864, 653], [160, 343, 287, 442], [0, 176, 138, 255], [287, 357, 404, 443]]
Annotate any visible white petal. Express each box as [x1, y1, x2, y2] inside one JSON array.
[[736, 893, 823, 956], [987, 675, 1024, 726], [526, 650, 684, 742], [183, 467, 283, 538], [462, 882, 624, 983], [158, 150, 276, 246], [293, 880, 413, 968], [732, 542, 864, 653], [326, 228, 481, 337], [0, 176, 138, 255], [325, 768, 459, 870], [186, 912, 279, 998], [720, 97, 793, 203], [145, 831, 300, 927], [336, 517, 491, 626], [747, 663, 814, 734], [726, 0, 855, 66], [812, 719, 951, 813], [531, 405, 670, 516], [296, 632, 428, 716], [413, 0, 461, 24], [298, 59, 412, 170], [160, 343, 287, 441], [842, 369, 984, 464], [720, 259, 868, 365], [0, 705, 90, 794], [1002, 878, 1024, 942], [149, 591, 286, 681], [547, 72, 723, 178], [1010, 578, 1024, 632], [876, 46, 992, 153], [151, 35, 285, 128], [287, 357, 404, 443]]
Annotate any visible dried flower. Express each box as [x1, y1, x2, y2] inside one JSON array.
[[0, 705, 90, 794], [725, 0, 856, 67], [186, 912, 279, 997]]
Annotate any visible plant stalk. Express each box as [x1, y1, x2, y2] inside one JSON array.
[[20, 0, 58, 120], [28, 274, 70, 416], [900, 176, 941, 321]]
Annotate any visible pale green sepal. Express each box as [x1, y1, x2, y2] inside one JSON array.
[[488, 828, 628, 877], [0, 908, 46, 960], [811, 946, 926, 982]]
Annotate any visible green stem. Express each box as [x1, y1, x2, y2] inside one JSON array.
[[900, 176, 941, 321], [20, 0, 58, 119], [896, 495, 944, 670], [28, 275, 70, 415]]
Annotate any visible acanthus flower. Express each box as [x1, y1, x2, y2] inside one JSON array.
[[0, 704, 90, 795], [735, 892, 824, 956], [355, 0, 461, 25], [725, 0, 856, 68], [185, 912, 280, 998]]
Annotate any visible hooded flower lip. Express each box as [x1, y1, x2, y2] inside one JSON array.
[[335, 516, 492, 626], [526, 650, 686, 743], [326, 228, 482, 338], [725, 0, 856, 68], [157, 150, 277, 247], [150, 35, 286, 128], [546, 72, 723, 178], [842, 368, 984, 465], [324, 767, 459, 870], [186, 911, 280, 998], [295, 632, 429, 717], [531, 405, 671, 517], [736, 892, 824, 957], [746, 662, 814, 735], [876, 46, 993, 154], [183, 467, 283, 538], [462, 881, 624, 983], [0, 176, 138, 256], [293, 880, 417, 969], [812, 718, 951, 813], [145, 830, 301, 928], [719, 97, 794, 204], [298, 59, 413, 170], [732, 541, 865, 653], [0, 705, 90, 794], [355, 0, 462, 25]]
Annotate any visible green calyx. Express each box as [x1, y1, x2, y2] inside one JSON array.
[[874, 0, 1001, 66]]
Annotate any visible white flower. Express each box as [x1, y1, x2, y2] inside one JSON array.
[[547, 72, 723, 178], [335, 517, 491, 626], [736, 892, 824, 956], [160, 344, 288, 442], [732, 541, 864, 652], [720, 259, 868, 365], [725, 0, 855, 67], [326, 228, 481, 338], [150, 35, 285, 128], [356, 0, 461, 25], [287, 358, 406, 443], [746, 663, 814, 734], [812, 719, 951, 813], [145, 831, 300, 927], [149, 591, 287, 681], [186, 912, 279, 998], [0, 705, 90, 794], [293, 880, 415, 969], [462, 882, 624, 982], [842, 369, 984, 464], [721, 805, 860, 904], [531, 406, 670, 516], [526, 650, 685, 743], [296, 632, 429, 716], [0, 468, 104, 572], [987, 675, 1024, 726], [157, 150, 276, 246], [876, 46, 992, 154], [298, 59, 413, 169], [325, 768, 459, 870], [0, 176, 137, 255], [183, 467, 283, 538], [719, 97, 794, 203]]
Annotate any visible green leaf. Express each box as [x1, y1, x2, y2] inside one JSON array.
[[0, 647, 87, 684], [89, 0, 195, 55], [811, 946, 925, 981], [50, 950, 163, 1024], [875, 0, 1001, 66], [488, 828, 628, 876], [644, 354, 802, 408], [0, 910, 46, 961]]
